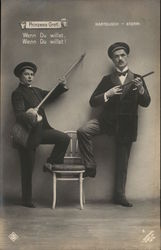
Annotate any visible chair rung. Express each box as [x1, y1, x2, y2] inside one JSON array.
[[53, 170, 85, 173], [64, 156, 81, 159], [56, 178, 84, 181]]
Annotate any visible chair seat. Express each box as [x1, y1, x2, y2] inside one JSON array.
[[53, 164, 85, 171]]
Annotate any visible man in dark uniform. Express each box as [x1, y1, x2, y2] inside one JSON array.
[[12, 62, 70, 207], [77, 42, 151, 207]]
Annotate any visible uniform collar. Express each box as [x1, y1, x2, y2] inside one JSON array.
[[19, 82, 32, 88], [116, 66, 129, 73]]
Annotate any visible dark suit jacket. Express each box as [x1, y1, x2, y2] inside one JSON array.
[[89, 70, 151, 142], [12, 82, 67, 147]]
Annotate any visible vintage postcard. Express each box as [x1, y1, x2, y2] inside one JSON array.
[[1, 0, 160, 250]]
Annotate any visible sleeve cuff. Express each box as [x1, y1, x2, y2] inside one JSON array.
[[104, 93, 109, 102], [139, 87, 145, 95]]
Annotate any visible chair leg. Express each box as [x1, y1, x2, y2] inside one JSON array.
[[83, 190, 85, 204], [52, 173, 56, 209], [79, 172, 84, 210]]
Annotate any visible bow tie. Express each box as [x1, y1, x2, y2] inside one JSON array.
[[117, 70, 128, 77]]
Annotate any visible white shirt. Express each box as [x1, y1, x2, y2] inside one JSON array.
[[116, 66, 128, 85], [104, 66, 128, 102]]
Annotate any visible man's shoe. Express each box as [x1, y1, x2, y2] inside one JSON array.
[[86, 168, 96, 178], [114, 197, 133, 207], [83, 172, 88, 178], [43, 162, 54, 172], [22, 202, 36, 208]]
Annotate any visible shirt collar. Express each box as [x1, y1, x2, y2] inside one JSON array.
[[116, 66, 129, 73], [19, 82, 32, 88]]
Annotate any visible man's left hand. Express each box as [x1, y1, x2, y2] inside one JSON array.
[[133, 77, 145, 95], [58, 77, 67, 85], [58, 77, 68, 91]]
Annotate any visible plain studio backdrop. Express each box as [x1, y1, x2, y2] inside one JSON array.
[[1, 0, 160, 205]]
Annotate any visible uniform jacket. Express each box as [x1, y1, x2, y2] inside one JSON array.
[[89, 70, 151, 142], [12, 82, 67, 147]]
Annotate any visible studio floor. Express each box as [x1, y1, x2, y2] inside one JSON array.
[[0, 199, 160, 250]]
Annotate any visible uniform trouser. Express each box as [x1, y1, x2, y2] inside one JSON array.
[[77, 119, 132, 198], [18, 128, 70, 203], [114, 141, 132, 199]]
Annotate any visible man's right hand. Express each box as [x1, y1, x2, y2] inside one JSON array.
[[26, 108, 42, 126], [105, 86, 122, 99]]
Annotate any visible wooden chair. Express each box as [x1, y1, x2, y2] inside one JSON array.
[[44, 131, 85, 209]]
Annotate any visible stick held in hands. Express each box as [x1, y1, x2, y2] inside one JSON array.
[[37, 53, 86, 109]]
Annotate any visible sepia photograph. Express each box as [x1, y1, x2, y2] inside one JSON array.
[[1, 0, 160, 249]]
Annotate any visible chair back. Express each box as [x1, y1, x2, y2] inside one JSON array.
[[64, 131, 82, 164]]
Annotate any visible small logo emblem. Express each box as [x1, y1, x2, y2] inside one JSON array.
[[8, 232, 19, 242], [142, 230, 156, 243]]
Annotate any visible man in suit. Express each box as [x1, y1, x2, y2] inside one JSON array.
[[77, 42, 151, 207], [12, 62, 70, 207]]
